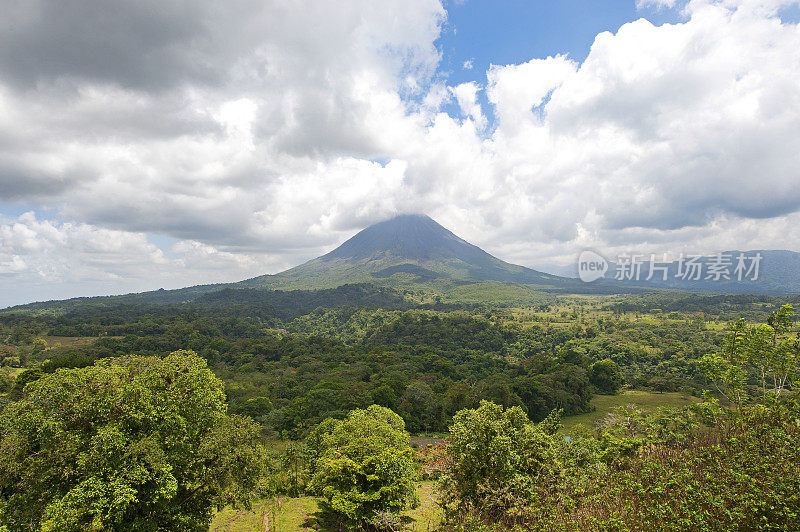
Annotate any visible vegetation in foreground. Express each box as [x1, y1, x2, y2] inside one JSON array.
[[0, 292, 798, 530], [306, 405, 418, 526], [437, 398, 799, 532], [0, 352, 265, 531]]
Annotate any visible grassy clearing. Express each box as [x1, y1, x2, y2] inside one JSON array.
[[43, 336, 102, 348], [561, 389, 700, 432], [210, 496, 320, 532], [209, 481, 443, 532], [444, 282, 554, 306], [5, 367, 25, 378], [404, 481, 443, 532]]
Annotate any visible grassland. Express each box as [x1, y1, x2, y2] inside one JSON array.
[[560, 389, 701, 432], [210, 481, 442, 532], [43, 336, 103, 348], [444, 282, 555, 306]]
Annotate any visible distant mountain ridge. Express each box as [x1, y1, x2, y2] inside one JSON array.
[[4, 214, 798, 312], [599, 250, 800, 294]]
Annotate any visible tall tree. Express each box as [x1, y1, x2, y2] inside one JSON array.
[[0, 351, 265, 531], [307, 405, 418, 524]]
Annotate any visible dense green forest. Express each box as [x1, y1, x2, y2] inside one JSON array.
[[1, 285, 798, 530], [2, 286, 797, 435]]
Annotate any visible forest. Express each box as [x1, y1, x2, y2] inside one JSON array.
[[0, 285, 798, 530]]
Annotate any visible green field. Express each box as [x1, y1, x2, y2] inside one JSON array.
[[210, 481, 443, 532], [43, 336, 103, 347], [560, 389, 700, 431]]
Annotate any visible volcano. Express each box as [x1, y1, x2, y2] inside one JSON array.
[[238, 214, 580, 291]]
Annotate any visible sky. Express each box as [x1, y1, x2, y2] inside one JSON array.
[[1, 0, 800, 306]]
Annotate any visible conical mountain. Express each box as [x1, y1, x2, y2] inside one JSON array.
[[2, 215, 602, 312], [239, 214, 574, 290], [10, 215, 800, 314], [320, 214, 489, 262]]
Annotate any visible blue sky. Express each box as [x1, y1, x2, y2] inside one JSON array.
[[439, 0, 680, 79], [435, 0, 682, 119]]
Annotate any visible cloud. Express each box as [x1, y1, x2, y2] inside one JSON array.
[[0, 0, 446, 239], [2, 0, 800, 303], [450, 82, 487, 129], [637, 0, 679, 9], [0, 212, 287, 306]]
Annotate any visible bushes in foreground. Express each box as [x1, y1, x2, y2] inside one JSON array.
[[438, 401, 563, 521], [437, 399, 800, 531], [307, 405, 419, 527], [0, 351, 266, 532]]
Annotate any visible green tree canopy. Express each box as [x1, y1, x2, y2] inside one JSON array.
[[700, 305, 799, 406], [589, 358, 624, 394], [307, 405, 418, 524], [0, 351, 265, 531], [439, 400, 561, 518]]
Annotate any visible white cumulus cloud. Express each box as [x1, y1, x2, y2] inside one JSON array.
[[1, 0, 800, 304]]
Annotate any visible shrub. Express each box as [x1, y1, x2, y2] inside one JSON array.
[[307, 405, 419, 523], [533, 401, 800, 531], [0, 369, 12, 394], [565, 401, 800, 531], [438, 401, 561, 523], [588, 358, 623, 394]]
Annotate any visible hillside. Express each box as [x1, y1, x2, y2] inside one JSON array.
[[237, 214, 602, 293], [1, 214, 625, 313]]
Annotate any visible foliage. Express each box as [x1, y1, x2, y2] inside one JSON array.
[[441, 400, 800, 531], [1, 304, 600, 435], [700, 304, 799, 406], [4, 289, 799, 530], [0, 351, 265, 531], [3, 289, 794, 438], [307, 405, 419, 524], [438, 401, 561, 523], [0, 369, 12, 394], [588, 358, 623, 394]]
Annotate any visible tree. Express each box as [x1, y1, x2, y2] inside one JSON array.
[[0, 351, 265, 531], [589, 358, 623, 394], [397, 381, 443, 433], [700, 306, 799, 406], [438, 401, 560, 518], [0, 369, 12, 394], [307, 405, 418, 524]]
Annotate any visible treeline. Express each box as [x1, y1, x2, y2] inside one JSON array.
[[3, 287, 767, 436], [2, 306, 608, 435], [19, 330, 595, 436], [606, 292, 798, 320]]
